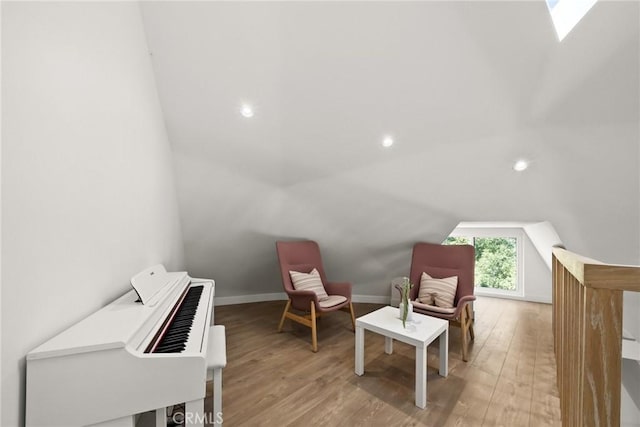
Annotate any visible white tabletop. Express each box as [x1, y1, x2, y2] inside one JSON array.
[[356, 305, 448, 347]]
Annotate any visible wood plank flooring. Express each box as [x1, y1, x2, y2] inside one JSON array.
[[204, 297, 561, 426]]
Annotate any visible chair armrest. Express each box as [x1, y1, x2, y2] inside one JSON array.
[[324, 281, 352, 299], [285, 289, 319, 311], [452, 295, 477, 318]]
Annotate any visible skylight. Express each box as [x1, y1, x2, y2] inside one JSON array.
[[546, 0, 598, 41]]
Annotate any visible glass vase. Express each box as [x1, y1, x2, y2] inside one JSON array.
[[399, 300, 413, 324]]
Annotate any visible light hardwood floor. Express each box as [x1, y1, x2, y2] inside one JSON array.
[[203, 297, 561, 426]]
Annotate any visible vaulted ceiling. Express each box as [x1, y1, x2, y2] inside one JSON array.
[[139, 1, 639, 297]]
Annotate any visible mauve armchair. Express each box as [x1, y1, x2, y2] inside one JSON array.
[[276, 240, 356, 352], [409, 242, 476, 361]]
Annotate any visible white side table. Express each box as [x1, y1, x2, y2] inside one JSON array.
[[354, 306, 448, 408]]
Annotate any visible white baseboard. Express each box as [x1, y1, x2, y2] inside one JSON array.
[[351, 295, 389, 304], [214, 292, 287, 306], [475, 291, 551, 304], [523, 295, 552, 304], [214, 292, 549, 306], [214, 293, 389, 306]]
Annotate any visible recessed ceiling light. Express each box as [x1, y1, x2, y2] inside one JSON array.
[[382, 136, 394, 148], [240, 104, 254, 118], [513, 160, 529, 172]]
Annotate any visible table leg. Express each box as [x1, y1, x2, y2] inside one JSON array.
[[415, 344, 427, 409], [355, 325, 364, 375], [439, 327, 448, 377], [384, 336, 393, 354], [185, 398, 204, 427]]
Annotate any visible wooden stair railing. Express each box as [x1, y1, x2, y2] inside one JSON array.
[[552, 247, 640, 427]]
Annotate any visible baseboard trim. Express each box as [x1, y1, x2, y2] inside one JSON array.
[[215, 293, 287, 306], [351, 295, 390, 304], [214, 292, 548, 306], [523, 295, 552, 304], [214, 293, 390, 306], [476, 291, 551, 305]]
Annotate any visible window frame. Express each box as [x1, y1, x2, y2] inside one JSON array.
[[446, 227, 525, 298]]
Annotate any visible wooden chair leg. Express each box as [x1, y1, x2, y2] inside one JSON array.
[[348, 302, 356, 331], [278, 299, 291, 332], [311, 301, 318, 352], [460, 306, 469, 362], [466, 304, 475, 340]]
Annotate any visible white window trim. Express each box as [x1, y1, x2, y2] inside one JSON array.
[[447, 227, 525, 298]]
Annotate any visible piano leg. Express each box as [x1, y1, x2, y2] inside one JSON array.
[[185, 398, 205, 427], [155, 407, 166, 427], [213, 368, 223, 427]]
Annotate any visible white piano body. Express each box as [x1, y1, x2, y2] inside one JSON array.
[[25, 265, 215, 427]]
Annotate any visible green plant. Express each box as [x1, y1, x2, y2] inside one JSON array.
[[444, 236, 517, 290], [396, 277, 413, 327]]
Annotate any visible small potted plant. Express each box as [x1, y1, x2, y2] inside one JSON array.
[[395, 277, 414, 327]]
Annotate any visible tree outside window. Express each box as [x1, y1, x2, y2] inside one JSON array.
[[444, 236, 517, 291]]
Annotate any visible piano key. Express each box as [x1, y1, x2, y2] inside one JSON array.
[[155, 345, 185, 353], [150, 285, 206, 354], [182, 285, 211, 353], [160, 336, 188, 345]]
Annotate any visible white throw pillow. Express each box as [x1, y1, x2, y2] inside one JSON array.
[[289, 268, 329, 301], [419, 272, 458, 308]]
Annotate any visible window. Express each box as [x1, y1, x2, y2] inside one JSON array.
[[444, 229, 524, 297]]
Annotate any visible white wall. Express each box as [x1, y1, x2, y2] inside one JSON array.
[[1, 3, 184, 426], [626, 2, 640, 415], [1, 1, 4, 422], [1, 0, 4, 422], [141, 2, 640, 300], [523, 235, 552, 303]]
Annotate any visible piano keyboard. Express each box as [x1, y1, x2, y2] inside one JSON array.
[[26, 266, 215, 427], [146, 285, 204, 353]]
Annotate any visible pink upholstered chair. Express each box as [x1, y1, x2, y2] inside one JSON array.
[[409, 242, 476, 361], [276, 240, 356, 352]]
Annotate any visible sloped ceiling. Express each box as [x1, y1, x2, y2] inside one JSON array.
[[140, 1, 639, 298]]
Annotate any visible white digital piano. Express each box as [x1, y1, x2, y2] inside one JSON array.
[[25, 265, 215, 427]]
